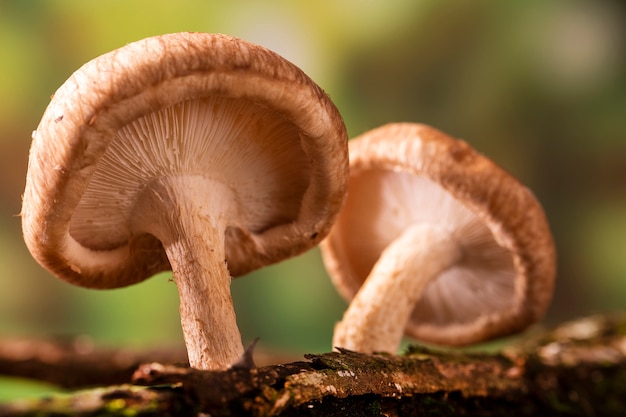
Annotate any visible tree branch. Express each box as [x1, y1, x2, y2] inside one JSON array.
[[1, 313, 625, 416], [0, 336, 188, 388]]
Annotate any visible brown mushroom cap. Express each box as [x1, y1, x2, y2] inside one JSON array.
[[22, 32, 348, 289], [321, 123, 555, 349], [22, 33, 349, 370]]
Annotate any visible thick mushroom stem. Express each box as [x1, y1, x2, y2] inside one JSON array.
[[333, 223, 462, 354], [133, 175, 244, 370]]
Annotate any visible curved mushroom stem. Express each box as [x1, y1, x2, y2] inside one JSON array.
[[333, 223, 462, 354], [133, 175, 244, 370]]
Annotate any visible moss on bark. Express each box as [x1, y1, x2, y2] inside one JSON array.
[[1, 313, 625, 416]]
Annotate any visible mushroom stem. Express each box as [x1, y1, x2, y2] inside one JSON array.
[[333, 223, 462, 354], [133, 176, 244, 370]]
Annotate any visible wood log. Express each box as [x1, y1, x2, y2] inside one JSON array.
[[0, 313, 624, 416]]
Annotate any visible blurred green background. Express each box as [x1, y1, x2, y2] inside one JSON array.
[[1, 0, 625, 399]]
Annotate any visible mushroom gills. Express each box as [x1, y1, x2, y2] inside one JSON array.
[[335, 172, 517, 351], [333, 222, 463, 353], [69, 96, 312, 255]]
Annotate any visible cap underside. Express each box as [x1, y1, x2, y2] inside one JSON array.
[[336, 169, 517, 329], [69, 96, 310, 261]]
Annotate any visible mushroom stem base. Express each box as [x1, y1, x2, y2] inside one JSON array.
[[133, 175, 244, 370], [333, 223, 461, 354]]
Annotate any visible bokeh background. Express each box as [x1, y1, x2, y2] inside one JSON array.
[[1, 0, 625, 399]]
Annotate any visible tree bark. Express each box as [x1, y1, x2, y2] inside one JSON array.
[[1, 313, 625, 416]]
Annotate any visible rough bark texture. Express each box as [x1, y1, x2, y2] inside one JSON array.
[[1, 313, 625, 416]]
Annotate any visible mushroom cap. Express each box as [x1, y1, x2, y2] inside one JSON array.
[[22, 32, 348, 289], [321, 123, 556, 346]]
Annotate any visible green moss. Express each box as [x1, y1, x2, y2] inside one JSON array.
[[105, 398, 127, 411]]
